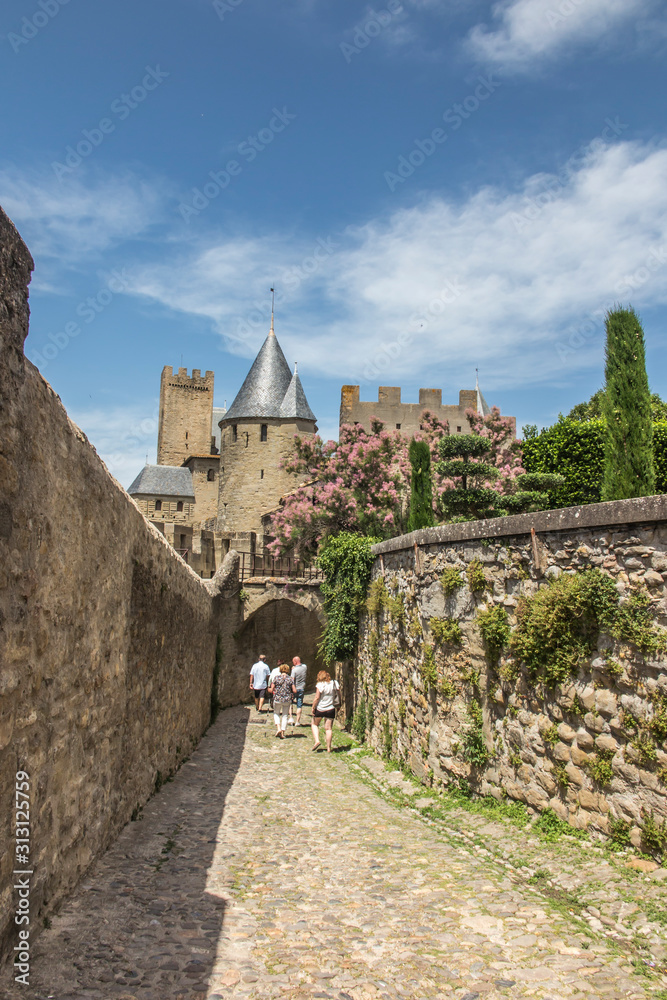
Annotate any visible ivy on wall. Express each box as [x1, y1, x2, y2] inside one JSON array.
[[318, 532, 379, 663]]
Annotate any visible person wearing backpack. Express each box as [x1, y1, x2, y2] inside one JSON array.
[[311, 670, 340, 753]]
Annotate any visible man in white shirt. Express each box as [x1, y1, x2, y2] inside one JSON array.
[[249, 654, 271, 712]]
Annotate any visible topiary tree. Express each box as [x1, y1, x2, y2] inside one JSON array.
[[407, 438, 435, 531], [436, 434, 502, 520], [602, 306, 655, 500], [499, 472, 565, 515]]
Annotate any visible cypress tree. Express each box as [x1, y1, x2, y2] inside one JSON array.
[[407, 438, 435, 531], [601, 306, 655, 500]]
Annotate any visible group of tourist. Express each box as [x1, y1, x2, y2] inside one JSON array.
[[249, 654, 340, 753]]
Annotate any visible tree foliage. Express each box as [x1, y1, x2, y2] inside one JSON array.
[[407, 438, 435, 532], [601, 307, 655, 500], [522, 418, 606, 508]]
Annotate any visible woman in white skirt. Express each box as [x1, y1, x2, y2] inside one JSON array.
[[311, 670, 340, 753], [269, 662, 296, 739]]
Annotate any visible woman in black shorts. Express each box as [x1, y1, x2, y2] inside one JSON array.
[[311, 670, 340, 753]]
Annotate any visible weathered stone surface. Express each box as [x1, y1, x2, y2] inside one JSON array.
[[0, 212, 251, 962], [360, 495, 667, 843]]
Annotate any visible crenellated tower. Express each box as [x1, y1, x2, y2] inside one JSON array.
[[157, 366, 215, 466]]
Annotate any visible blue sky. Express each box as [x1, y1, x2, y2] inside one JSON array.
[[2, 0, 667, 486]]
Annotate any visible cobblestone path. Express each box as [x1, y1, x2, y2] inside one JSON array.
[[2, 703, 665, 1000]]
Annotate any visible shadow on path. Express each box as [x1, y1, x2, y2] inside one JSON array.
[[0, 706, 250, 1000]]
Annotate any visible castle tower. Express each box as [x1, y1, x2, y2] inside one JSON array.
[[217, 327, 317, 534], [157, 366, 215, 466]]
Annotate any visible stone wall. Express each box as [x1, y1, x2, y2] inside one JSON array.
[[340, 384, 516, 438], [0, 209, 248, 962], [217, 417, 315, 534], [356, 497, 667, 845]]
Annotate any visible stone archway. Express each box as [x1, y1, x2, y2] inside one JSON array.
[[235, 597, 326, 692]]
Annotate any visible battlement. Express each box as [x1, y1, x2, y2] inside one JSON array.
[[161, 365, 214, 388], [340, 383, 514, 440]]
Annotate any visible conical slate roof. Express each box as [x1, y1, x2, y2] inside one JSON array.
[[223, 330, 293, 421], [280, 367, 316, 421]]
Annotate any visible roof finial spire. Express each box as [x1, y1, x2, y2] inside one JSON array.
[[475, 366, 479, 390], [294, 361, 298, 374], [270, 286, 275, 336]]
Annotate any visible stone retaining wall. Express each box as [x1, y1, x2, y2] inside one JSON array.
[[357, 497, 667, 846], [0, 209, 238, 962]]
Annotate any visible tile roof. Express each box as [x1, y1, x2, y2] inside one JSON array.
[[128, 464, 195, 499]]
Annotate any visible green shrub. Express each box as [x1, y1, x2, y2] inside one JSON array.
[[430, 617, 463, 646], [368, 630, 379, 668], [440, 566, 463, 595], [534, 808, 582, 841], [385, 592, 405, 628], [542, 724, 559, 746], [640, 809, 667, 858], [460, 700, 491, 767], [367, 576, 388, 614], [466, 559, 487, 592], [351, 701, 367, 743], [421, 643, 438, 688], [587, 747, 615, 786], [440, 677, 457, 699], [553, 763, 569, 788], [632, 732, 657, 765], [609, 816, 632, 848], [522, 417, 605, 508], [477, 605, 510, 664], [510, 569, 619, 685]]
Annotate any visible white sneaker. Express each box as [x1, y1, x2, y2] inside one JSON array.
[[288, 717, 295, 726]]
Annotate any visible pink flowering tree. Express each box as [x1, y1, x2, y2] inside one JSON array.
[[268, 414, 448, 560]]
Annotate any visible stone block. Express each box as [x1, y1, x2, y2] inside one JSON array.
[[565, 763, 584, 787], [552, 742, 571, 762], [575, 729, 595, 751], [571, 745, 590, 767], [594, 733, 619, 754], [557, 722, 576, 743]]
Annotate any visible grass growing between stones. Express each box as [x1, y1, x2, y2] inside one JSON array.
[[332, 726, 667, 973]]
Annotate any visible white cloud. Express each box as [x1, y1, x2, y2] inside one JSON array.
[[0, 167, 168, 267], [124, 139, 667, 393], [466, 0, 653, 70]]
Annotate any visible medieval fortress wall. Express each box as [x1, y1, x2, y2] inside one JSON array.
[[0, 209, 245, 960], [360, 499, 667, 841]]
